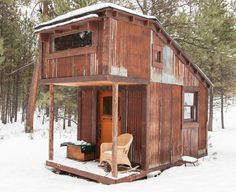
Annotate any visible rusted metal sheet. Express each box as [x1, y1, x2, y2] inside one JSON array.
[[109, 19, 149, 79], [79, 89, 97, 144], [148, 83, 161, 168], [171, 85, 182, 162], [150, 33, 184, 85], [127, 86, 145, 167], [148, 83, 182, 168], [182, 125, 199, 157], [183, 65, 199, 87], [198, 83, 208, 155], [159, 84, 172, 164]]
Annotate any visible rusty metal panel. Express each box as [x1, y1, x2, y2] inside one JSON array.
[[80, 89, 97, 144], [127, 86, 145, 166], [56, 57, 72, 77], [148, 83, 161, 168], [150, 33, 185, 85], [182, 126, 199, 157], [109, 19, 149, 79], [171, 85, 182, 162], [159, 84, 172, 164], [148, 83, 183, 168], [183, 65, 200, 86], [198, 83, 208, 152]]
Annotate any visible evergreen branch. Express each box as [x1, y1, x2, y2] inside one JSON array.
[[7, 61, 35, 76]]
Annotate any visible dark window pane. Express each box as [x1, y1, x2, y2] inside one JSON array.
[[102, 96, 120, 116], [154, 51, 161, 63], [53, 31, 92, 51], [103, 96, 112, 115]]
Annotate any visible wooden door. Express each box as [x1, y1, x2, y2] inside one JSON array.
[[98, 91, 122, 144]]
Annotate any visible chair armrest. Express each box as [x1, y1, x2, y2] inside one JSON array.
[[100, 143, 112, 152]]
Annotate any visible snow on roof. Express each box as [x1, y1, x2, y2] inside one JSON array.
[[34, 14, 98, 33], [35, 3, 157, 30]]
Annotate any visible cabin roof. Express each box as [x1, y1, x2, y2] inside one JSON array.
[[35, 3, 157, 30], [35, 3, 213, 87], [35, 14, 99, 33]]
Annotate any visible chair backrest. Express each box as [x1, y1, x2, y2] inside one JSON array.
[[117, 133, 133, 154]]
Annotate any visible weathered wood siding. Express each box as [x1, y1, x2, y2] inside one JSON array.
[[41, 18, 150, 80], [77, 89, 97, 144], [182, 82, 208, 157], [126, 86, 146, 167], [150, 33, 185, 85], [198, 83, 208, 156], [108, 19, 150, 79], [148, 83, 182, 168]]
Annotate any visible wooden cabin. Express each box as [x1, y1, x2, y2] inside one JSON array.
[[35, 3, 213, 184]]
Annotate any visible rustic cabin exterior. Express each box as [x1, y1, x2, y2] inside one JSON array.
[[35, 3, 213, 184]]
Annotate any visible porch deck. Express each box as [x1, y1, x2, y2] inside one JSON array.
[[46, 155, 147, 184]]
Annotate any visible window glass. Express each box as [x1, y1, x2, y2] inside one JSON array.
[[102, 96, 120, 116], [103, 96, 112, 115], [184, 106, 192, 119], [184, 92, 197, 121], [53, 31, 92, 51], [184, 93, 194, 106]]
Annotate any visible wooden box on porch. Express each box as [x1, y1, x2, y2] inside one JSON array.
[[67, 144, 95, 161]]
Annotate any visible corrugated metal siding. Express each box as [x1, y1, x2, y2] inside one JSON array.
[[79, 89, 97, 144], [127, 86, 145, 166], [150, 34, 184, 85], [148, 83, 182, 168], [109, 19, 150, 79], [149, 83, 161, 168], [198, 83, 208, 152]]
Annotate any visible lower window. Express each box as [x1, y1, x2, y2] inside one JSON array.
[[184, 92, 198, 121]]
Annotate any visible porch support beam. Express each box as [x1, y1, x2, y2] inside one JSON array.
[[49, 84, 54, 160], [112, 83, 119, 177]]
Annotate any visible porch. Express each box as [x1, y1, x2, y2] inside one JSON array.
[[46, 79, 149, 184], [46, 153, 146, 184]]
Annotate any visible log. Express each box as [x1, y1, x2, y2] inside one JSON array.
[[112, 83, 118, 177], [49, 84, 54, 160]]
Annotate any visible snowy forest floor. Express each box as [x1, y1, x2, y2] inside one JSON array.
[[0, 106, 236, 192]]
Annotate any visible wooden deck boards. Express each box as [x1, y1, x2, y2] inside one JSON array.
[[46, 160, 147, 184]]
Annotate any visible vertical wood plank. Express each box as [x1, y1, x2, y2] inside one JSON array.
[[49, 84, 54, 160], [143, 84, 150, 170], [77, 88, 82, 140], [112, 83, 118, 177]]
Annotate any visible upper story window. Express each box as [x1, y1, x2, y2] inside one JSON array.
[[52, 31, 92, 52], [184, 92, 198, 121], [152, 44, 163, 68]]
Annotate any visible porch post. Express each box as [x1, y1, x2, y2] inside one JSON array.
[[112, 83, 118, 177], [49, 84, 54, 160]]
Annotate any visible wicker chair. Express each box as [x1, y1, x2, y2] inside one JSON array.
[[100, 133, 133, 168]]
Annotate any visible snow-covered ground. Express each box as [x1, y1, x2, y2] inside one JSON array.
[[0, 105, 236, 192]]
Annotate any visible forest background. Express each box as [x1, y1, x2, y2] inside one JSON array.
[[0, 0, 235, 132]]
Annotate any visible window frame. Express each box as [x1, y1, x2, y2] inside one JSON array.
[[183, 89, 199, 122], [51, 30, 93, 52], [152, 44, 163, 68]]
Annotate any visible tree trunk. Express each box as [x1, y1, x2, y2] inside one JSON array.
[[25, 61, 40, 133], [25, 1, 49, 132], [14, 74, 19, 122], [221, 91, 224, 129], [67, 108, 71, 127], [208, 87, 213, 131], [63, 107, 66, 130]]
